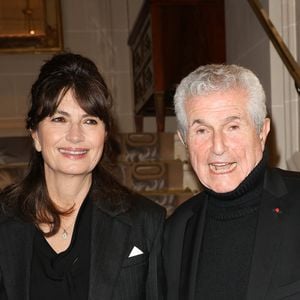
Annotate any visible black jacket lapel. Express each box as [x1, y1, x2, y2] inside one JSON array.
[[88, 207, 131, 299], [187, 197, 207, 300], [246, 169, 287, 300], [164, 194, 207, 300], [164, 208, 195, 300]]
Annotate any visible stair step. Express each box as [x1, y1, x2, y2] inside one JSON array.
[[117, 132, 175, 161], [117, 132, 189, 162], [110, 160, 184, 192]]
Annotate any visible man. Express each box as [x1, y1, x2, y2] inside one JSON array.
[[164, 64, 300, 300]]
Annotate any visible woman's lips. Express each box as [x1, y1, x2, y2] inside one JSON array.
[[58, 148, 89, 158]]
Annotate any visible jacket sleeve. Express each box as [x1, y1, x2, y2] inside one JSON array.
[[0, 267, 8, 300]]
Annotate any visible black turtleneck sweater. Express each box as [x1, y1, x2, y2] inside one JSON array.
[[195, 154, 267, 300]]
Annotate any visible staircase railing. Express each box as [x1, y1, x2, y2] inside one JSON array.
[[247, 0, 300, 92]]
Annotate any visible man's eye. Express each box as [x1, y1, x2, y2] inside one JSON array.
[[229, 125, 239, 130], [51, 116, 65, 122], [196, 128, 207, 134]]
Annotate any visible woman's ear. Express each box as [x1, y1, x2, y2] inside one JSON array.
[[31, 129, 42, 152]]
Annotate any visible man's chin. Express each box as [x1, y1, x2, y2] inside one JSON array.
[[207, 183, 240, 194]]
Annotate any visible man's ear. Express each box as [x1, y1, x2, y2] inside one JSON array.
[[177, 130, 186, 147], [260, 118, 271, 150], [31, 129, 42, 152]]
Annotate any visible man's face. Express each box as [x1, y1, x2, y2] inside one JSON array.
[[183, 88, 270, 193]]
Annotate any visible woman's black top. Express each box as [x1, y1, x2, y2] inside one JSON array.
[[30, 196, 92, 300]]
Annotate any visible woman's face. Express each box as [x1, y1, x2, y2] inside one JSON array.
[[31, 90, 107, 181]]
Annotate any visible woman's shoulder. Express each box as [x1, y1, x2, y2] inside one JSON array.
[[0, 188, 26, 227], [129, 192, 166, 217], [105, 191, 166, 225], [121, 193, 165, 241], [0, 211, 26, 232]]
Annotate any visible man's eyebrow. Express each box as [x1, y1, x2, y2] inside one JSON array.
[[190, 119, 206, 126], [224, 116, 241, 123], [190, 116, 241, 127]]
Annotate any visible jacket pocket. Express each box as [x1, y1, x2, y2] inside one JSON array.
[[122, 253, 149, 268]]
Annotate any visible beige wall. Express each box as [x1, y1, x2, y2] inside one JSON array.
[[2, 0, 298, 148], [225, 0, 271, 109], [0, 0, 147, 136], [0, 51, 48, 136], [225, 0, 299, 169]]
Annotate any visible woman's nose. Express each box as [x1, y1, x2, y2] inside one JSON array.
[[65, 123, 84, 143]]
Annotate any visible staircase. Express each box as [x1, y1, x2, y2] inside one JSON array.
[[0, 132, 201, 216], [112, 132, 201, 215]]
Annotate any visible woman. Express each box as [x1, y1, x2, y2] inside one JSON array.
[[0, 53, 165, 300]]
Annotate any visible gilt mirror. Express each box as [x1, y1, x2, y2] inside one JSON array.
[[0, 0, 63, 53]]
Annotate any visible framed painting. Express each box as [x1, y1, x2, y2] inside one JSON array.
[[0, 0, 63, 53]]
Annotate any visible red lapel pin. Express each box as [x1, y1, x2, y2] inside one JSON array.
[[273, 207, 281, 214]]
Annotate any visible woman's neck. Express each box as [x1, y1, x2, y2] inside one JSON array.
[[45, 172, 92, 210]]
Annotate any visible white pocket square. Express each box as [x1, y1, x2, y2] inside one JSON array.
[[128, 246, 143, 258]]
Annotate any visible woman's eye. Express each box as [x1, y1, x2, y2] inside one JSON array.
[[85, 119, 98, 125], [51, 116, 65, 122]]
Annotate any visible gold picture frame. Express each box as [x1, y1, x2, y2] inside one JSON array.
[[0, 0, 63, 53]]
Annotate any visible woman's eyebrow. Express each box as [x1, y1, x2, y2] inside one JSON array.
[[55, 109, 91, 118], [55, 110, 68, 116]]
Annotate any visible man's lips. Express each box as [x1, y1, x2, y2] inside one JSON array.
[[208, 162, 237, 173]]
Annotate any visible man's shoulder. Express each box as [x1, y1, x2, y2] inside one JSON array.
[[178, 192, 205, 210], [266, 167, 300, 195], [167, 192, 205, 223], [269, 167, 300, 183]]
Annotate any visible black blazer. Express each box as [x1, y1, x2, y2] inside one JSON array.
[[164, 168, 300, 300], [0, 194, 165, 300]]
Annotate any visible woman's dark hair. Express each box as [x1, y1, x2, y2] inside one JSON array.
[[1, 52, 131, 236]]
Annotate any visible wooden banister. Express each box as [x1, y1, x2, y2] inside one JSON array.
[[247, 0, 300, 91]]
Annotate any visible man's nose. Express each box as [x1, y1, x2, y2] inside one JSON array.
[[211, 131, 226, 155]]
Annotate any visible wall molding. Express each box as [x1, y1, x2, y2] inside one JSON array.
[[0, 118, 25, 129], [0, 118, 27, 137]]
